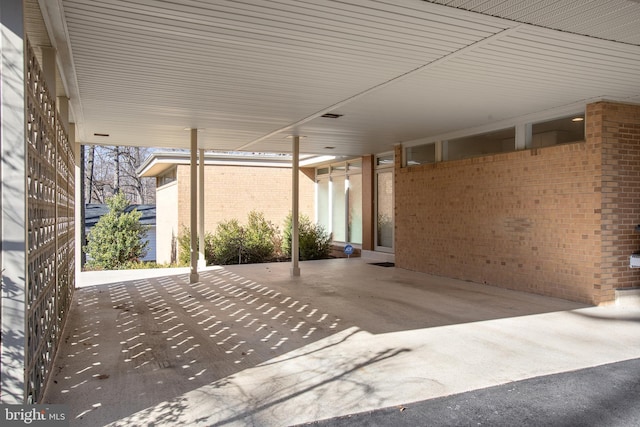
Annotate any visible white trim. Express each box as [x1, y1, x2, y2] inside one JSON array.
[[138, 151, 334, 178], [38, 0, 84, 133]]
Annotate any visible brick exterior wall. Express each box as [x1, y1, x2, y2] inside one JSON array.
[[594, 102, 640, 303], [176, 164, 315, 237], [395, 101, 640, 305]]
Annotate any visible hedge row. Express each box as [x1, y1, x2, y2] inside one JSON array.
[[178, 211, 331, 266]]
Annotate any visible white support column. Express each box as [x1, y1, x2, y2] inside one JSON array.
[[189, 129, 199, 283], [290, 136, 301, 277], [198, 148, 206, 269], [72, 127, 83, 280], [1, 0, 26, 404]]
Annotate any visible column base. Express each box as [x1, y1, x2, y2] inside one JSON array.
[[189, 272, 200, 283]]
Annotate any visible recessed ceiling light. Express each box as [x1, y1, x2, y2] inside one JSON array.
[[571, 117, 584, 122], [324, 146, 335, 150], [321, 113, 343, 119], [93, 133, 109, 137]]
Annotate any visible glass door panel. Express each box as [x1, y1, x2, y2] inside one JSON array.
[[331, 177, 346, 242], [348, 174, 362, 244], [376, 171, 393, 249]]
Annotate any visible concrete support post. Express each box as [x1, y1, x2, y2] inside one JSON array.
[[290, 136, 301, 277], [1, 0, 26, 404], [189, 129, 199, 284], [73, 130, 82, 279], [198, 148, 205, 269], [79, 143, 86, 267]]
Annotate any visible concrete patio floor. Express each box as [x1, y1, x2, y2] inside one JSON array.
[[42, 258, 640, 426]]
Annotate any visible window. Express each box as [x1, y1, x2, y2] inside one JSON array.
[[406, 143, 436, 166], [315, 159, 362, 244], [375, 152, 394, 251], [531, 115, 585, 148], [331, 176, 347, 242], [348, 174, 362, 244], [157, 167, 176, 186], [348, 160, 362, 172], [403, 111, 586, 167], [317, 167, 329, 176], [316, 179, 330, 235], [377, 153, 394, 167], [446, 127, 515, 161], [376, 171, 393, 249]]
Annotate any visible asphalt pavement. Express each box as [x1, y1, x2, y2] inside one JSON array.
[[301, 358, 640, 427]]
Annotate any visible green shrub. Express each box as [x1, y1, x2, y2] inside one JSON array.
[[211, 219, 244, 265], [84, 192, 149, 270], [180, 211, 279, 266], [177, 227, 215, 266], [283, 214, 331, 261], [243, 211, 277, 264], [212, 212, 278, 265], [84, 261, 178, 271]]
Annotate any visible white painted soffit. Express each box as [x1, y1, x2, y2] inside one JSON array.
[[247, 23, 640, 156], [40, 0, 640, 156], [425, 0, 640, 46]]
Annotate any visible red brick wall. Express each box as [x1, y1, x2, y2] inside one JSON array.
[[594, 102, 640, 303], [395, 131, 603, 304], [395, 101, 640, 304]]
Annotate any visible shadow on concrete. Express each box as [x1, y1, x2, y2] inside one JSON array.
[[42, 259, 592, 425]]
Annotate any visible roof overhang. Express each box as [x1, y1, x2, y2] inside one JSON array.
[[35, 0, 640, 157], [137, 151, 339, 177]]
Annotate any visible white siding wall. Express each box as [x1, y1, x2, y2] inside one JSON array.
[[156, 181, 179, 264]]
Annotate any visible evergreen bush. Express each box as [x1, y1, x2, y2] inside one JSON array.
[[242, 211, 277, 264], [211, 212, 278, 265], [180, 211, 279, 266], [177, 228, 215, 266], [283, 214, 331, 261], [84, 192, 149, 270], [211, 219, 244, 265]]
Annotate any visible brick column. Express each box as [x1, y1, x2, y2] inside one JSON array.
[[590, 101, 640, 304]]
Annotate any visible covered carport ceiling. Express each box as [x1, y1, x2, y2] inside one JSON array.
[[40, 0, 640, 156]]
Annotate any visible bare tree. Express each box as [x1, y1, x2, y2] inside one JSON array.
[[84, 145, 156, 205], [86, 145, 95, 202], [113, 146, 120, 194]]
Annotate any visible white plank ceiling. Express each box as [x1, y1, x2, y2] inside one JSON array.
[[39, 0, 640, 156]]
